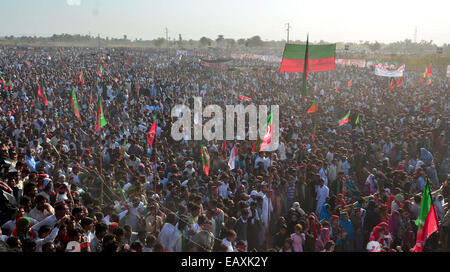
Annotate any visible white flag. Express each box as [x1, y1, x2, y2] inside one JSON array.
[[228, 144, 238, 170]]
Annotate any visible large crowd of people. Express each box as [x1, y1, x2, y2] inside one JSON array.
[[0, 45, 448, 252]]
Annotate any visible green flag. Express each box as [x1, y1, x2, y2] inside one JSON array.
[[415, 178, 433, 228]]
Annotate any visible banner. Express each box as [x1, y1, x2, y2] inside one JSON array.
[[230, 53, 281, 63], [447, 65, 450, 78], [335, 59, 366, 68], [374, 63, 405, 77], [176, 50, 188, 56]]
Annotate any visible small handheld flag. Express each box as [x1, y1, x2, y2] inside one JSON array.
[[307, 100, 318, 114], [201, 145, 210, 176], [238, 95, 252, 102], [37, 81, 48, 106], [95, 97, 107, 134], [339, 111, 350, 126], [71, 88, 81, 120], [259, 112, 274, 151]]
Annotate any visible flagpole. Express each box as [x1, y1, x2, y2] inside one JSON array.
[[100, 132, 104, 207], [154, 129, 158, 193]]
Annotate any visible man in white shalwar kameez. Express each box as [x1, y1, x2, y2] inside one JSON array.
[[315, 178, 329, 216], [259, 190, 273, 247]]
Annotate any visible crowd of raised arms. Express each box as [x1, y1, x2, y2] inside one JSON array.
[[0, 46, 448, 252]]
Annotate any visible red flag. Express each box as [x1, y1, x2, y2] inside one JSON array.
[[78, 71, 85, 85], [427, 62, 432, 78], [147, 121, 157, 147], [397, 77, 403, 87], [95, 97, 107, 134], [220, 140, 227, 159], [201, 145, 210, 176], [238, 95, 252, 102], [37, 83, 48, 106], [390, 78, 395, 90], [259, 112, 273, 152], [307, 100, 318, 114], [412, 204, 439, 252]]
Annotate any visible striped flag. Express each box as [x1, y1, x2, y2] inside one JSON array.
[[259, 112, 274, 152], [252, 138, 262, 153], [37, 82, 48, 106], [339, 111, 350, 126], [98, 64, 103, 77], [307, 100, 318, 114], [412, 179, 439, 252], [239, 95, 252, 102], [94, 97, 107, 134], [71, 89, 81, 120]]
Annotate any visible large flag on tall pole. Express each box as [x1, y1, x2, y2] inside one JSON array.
[[70, 88, 81, 120], [301, 34, 309, 97], [412, 178, 439, 252], [94, 97, 107, 134], [280, 41, 336, 73], [147, 117, 157, 147], [201, 145, 210, 176], [339, 111, 350, 126], [259, 112, 274, 152], [228, 144, 238, 170], [37, 81, 48, 106]]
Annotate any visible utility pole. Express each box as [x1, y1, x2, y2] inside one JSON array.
[[97, 34, 100, 49], [414, 26, 417, 43], [165, 27, 169, 56], [285, 23, 292, 43]]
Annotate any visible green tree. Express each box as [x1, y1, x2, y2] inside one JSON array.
[[246, 36, 263, 47], [154, 38, 166, 48], [199, 37, 212, 47]]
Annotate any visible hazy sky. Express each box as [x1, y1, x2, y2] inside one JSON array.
[[1, 0, 449, 45]]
